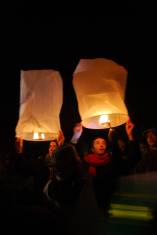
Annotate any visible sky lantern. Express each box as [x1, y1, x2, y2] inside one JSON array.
[[15, 69, 63, 141], [73, 58, 128, 129]]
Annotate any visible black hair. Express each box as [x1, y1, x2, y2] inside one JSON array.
[[88, 135, 109, 153], [49, 139, 58, 147], [143, 128, 157, 138], [55, 144, 79, 178]]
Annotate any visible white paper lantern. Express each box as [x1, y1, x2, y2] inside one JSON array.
[[73, 58, 128, 129], [16, 69, 63, 141]]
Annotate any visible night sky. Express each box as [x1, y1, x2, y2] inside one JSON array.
[[1, 6, 157, 153]]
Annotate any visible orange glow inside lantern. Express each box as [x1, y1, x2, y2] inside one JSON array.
[[33, 132, 46, 140], [41, 133, 45, 140], [99, 114, 111, 128], [33, 132, 39, 140], [73, 58, 129, 129], [15, 70, 63, 141]]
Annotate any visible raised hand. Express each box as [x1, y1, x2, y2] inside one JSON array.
[[73, 122, 83, 135], [71, 122, 83, 144], [15, 137, 23, 153], [125, 118, 135, 140], [57, 130, 65, 146]]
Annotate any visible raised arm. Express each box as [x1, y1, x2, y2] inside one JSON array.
[[125, 118, 135, 141], [57, 130, 65, 146], [70, 122, 83, 144]]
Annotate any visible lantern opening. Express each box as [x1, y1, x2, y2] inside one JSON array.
[[82, 113, 128, 129], [33, 132, 46, 140], [18, 132, 58, 141]]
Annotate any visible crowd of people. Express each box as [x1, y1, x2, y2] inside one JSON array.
[[0, 119, 157, 234]]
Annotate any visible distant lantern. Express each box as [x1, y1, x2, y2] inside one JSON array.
[[15, 69, 63, 141], [73, 58, 128, 129]]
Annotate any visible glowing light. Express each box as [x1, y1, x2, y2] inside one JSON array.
[[109, 203, 153, 221], [41, 133, 45, 139], [33, 132, 39, 140], [99, 114, 110, 125]]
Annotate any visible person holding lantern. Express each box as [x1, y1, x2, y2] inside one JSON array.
[[71, 119, 141, 214]]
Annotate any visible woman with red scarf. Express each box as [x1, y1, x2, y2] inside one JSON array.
[[84, 136, 117, 212], [78, 119, 141, 213]]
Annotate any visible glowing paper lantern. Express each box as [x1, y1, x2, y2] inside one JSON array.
[[73, 58, 128, 129], [16, 69, 63, 141]]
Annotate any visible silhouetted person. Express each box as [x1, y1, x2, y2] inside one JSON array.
[[135, 128, 157, 173]]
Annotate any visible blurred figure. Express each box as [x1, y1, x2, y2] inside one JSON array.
[[135, 128, 157, 173], [41, 130, 65, 179], [109, 119, 140, 173], [43, 144, 84, 234], [43, 139, 58, 179], [144, 128, 157, 148], [47, 144, 83, 205], [118, 138, 126, 155]]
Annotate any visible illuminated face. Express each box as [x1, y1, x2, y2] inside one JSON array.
[[92, 137, 107, 155], [49, 141, 57, 155], [146, 132, 157, 147]]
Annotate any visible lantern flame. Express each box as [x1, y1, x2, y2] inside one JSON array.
[[33, 132, 39, 140], [41, 133, 45, 139], [99, 114, 110, 126]]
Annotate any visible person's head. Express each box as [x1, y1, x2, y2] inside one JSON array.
[[91, 137, 108, 155], [144, 128, 157, 147], [49, 140, 58, 155], [56, 145, 76, 167]]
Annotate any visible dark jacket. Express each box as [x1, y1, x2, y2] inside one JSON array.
[[84, 140, 141, 210], [135, 143, 157, 173]]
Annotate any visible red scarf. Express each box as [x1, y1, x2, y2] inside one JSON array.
[[84, 152, 111, 176]]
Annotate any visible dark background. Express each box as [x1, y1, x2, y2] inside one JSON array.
[[1, 5, 157, 154]]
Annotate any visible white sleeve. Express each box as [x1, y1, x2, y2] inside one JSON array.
[[70, 129, 82, 144]]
